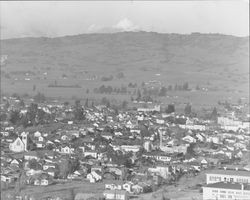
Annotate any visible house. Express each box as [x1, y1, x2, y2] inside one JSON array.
[[24, 151, 39, 160], [33, 173, 53, 186], [10, 159, 21, 167], [203, 182, 250, 200], [34, 131, 42, 138], [84, 150, 98, 158], [103, 189, 128, 200], [87, 171, 102, 183], [126, 120, 134, 129], [120, 145, 140, 153], [182, 135, 197, 143], [105, 180, 123, 190], [148, 165, 172, 179], [60, 146, 74, 154], [91, 165, 103, 173], [196, 133, 205, 142], [132, 184, 144, 194], [44, 168, 57, 177], [143, 141, 152, 152], [123, 182, 133, 193], [102, 132, 113, 140]]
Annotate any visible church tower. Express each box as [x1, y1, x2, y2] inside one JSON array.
[[21, 132, 29, 151]]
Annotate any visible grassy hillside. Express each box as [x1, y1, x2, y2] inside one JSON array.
[[1, 32, 249, 105]]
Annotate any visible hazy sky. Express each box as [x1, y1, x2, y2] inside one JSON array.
[[0, 1, 249, 39]]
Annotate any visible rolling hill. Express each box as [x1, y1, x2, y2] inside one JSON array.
[[0, 32, 249, 104]]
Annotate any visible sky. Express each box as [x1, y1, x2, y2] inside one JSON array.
[[0, 1, 249, 39]]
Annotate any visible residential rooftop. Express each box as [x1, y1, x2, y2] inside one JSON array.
[[206, 169, 250, 177], [203, 182, 250, 190]]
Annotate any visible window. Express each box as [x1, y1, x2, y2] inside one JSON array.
[[212, 190, 218, 193], [220, 194, 226, 198], [228, 195, 233, 199]]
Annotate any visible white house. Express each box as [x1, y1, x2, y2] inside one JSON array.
[[60, 146, 74, 154], [182, 135, 197, 143], [103, 190, 128, 200]]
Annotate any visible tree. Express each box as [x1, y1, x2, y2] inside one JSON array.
[[27, 103, 38, 125], [28, 159, 40, 170], [84, 98, 89, 108], [122, 100, 128, 109], [101, 97, 110, 107], [37, 109, 46, 124], [237, 98, 242, 105], [12, 93, 20, 100], [159, 87, 167, 96], [168, 85, 172, 91], [9, 110, 21, 125], [184, 103, 192, 115], [33, 84, 36, 91], [64, 101, 69, 107], [137, 89, 141, 100], [73, 100, 85, 121], [19, 99, 25, 107], [166, 104, 175, 114], [4, 101, 10, 110], [116, 72, 125, 79], [174, 84, 178, 91], [183, 82, 189, 90], [0, 113, 8, 121], [34, 92, 46, 103], [211, 107, 218, 121], [58, 158, 71, 179]]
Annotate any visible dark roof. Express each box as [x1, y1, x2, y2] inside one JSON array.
[[203, 182, 250, 191], [206, 169, 250, 177]]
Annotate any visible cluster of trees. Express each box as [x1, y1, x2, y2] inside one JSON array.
[[100, 97, 128, 110], [101, 75, 113, 82], [116, 72, 125, 79], [73, 100, 86, 121], [27, 157, 80, 179], [173, 82, 190, 91], [9, 103, 54, 127], [128, 82, 137, 88], [132, 89, 154, 102], [165, 104, 175, 114], [34, 92, 46, 103], [94, 85, 128, 94]]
